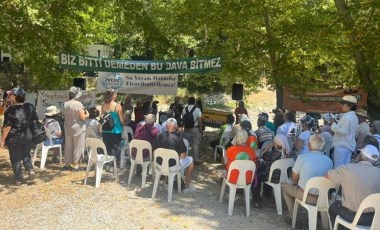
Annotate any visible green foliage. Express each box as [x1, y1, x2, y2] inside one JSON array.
[[0, 0, 379, 114]]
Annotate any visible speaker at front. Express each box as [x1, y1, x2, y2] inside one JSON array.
[[232, 84, 243, 100], [73, 78, 86, 90]]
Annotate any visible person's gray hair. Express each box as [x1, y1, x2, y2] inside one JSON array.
[[166, 118, 177, 127], [309, 134, 325, 151], [145, 114, 156, 124], [234, 129, 248, 145], [360, 153, 377, 164]]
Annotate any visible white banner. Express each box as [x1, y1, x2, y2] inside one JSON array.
[[96, 72, 178, 95], [36, 90, 96, 119], [26, 93, 36, 106]]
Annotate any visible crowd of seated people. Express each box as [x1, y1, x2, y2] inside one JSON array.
[[5, 89, 380, 228]]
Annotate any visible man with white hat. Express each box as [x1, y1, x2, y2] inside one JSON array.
[[325, 144, 380, 227], [330, 95, 359, 168]]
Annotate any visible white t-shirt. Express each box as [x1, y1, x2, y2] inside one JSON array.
[[45, 118, 62, 139], [297, 130, 313, 154], [85, 118, 101, 138]]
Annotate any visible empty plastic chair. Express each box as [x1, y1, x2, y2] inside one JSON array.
[[84, 138, 118, 188], [214, 131, 231, 162], [292, 177, 339, 230], [32, 129, 62, 169], [120, 126, 133, 168], [333, 193, 380, 230], [127, 139, 153, 187], [260, 158, 295, 215], [151, 148, 182, 202], [219, 160, 256, 216]]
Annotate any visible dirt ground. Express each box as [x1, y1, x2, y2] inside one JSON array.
[[0, 88, 318, 230]]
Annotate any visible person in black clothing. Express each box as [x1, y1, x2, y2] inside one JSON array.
[[0, 88, 39, 186], [142, 95, 158, 116], [169, 96, 183, 120]]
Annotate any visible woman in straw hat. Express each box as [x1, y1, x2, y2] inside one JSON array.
[[330, 95, 358, 168], [43, 105, 64, 146], [355, 108, 371, 150]]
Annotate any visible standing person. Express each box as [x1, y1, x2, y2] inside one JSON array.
[[276, 111, 296, 136], [234, 101, 248, 124], [0, 88, 39, 186], [330, 95, 358, 168], [101, 89, 124, 165], [182, 96, 203, 165], [142, 95, 158, 116], [63, 86, 89, 171], [121, 95, 133, 114], [134, 100, 144, 124], [169, 96, 183, 120]]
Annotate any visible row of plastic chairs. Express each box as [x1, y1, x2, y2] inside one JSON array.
[[83, 137, 183, 202]]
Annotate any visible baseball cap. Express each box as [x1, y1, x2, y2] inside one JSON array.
[[359, 144, 379, 161], [8, 87, 26, 97]]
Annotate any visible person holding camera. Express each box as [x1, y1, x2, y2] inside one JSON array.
[[63, 86, 89, 171]]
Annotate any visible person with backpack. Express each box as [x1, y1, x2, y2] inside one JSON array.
[[182, 97, 203, 165], [101, 88, 124, 168], [0, 87, 39, 186]]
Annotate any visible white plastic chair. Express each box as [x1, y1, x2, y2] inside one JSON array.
[[151, 148, 182, 202], [127, 139, 153, 187], [84, 138, 118, 188], [32, 130, 62, 169], [333, 193, 380, 230], [85, 128, 98, 139], [120, 126, 133, 168], [292, 177, 339, 230], [219, 160, 256, 216], [214, 131, 231, 162], [260, 158, 295, 215]]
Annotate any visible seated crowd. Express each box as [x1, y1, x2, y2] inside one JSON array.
[[2, 87, 380, 228]]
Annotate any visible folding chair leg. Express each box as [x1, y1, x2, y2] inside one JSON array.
[[228, 186, 237, 216], [95, 162, 104, 188], [320, 211, 329, 229], [59, 146, 62, 164], [32, 144, 39, 166], [168, 174, 175, 202], [142, 163, 149, 187], [308, 209, 317, 230], [128, 161, 136, 186], [260, 182, 264, 197], [273, 185, 283, 215], [219, 179, 226, 203], [177, 173, 182, 193], [244, 186, 251, 216], [84, 162, 92, 185], [292, 200, 299, 228], [151, 172, 161, 199], [40, 147, 48, 169]]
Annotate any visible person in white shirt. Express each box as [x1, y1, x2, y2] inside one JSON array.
[[295, 115, 315, 154], [276, 111, 297, 137], [330, 95, 358, 168], [182, 97, 202, 165]]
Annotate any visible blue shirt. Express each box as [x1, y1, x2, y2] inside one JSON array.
[[292, 151, 333, 194]]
